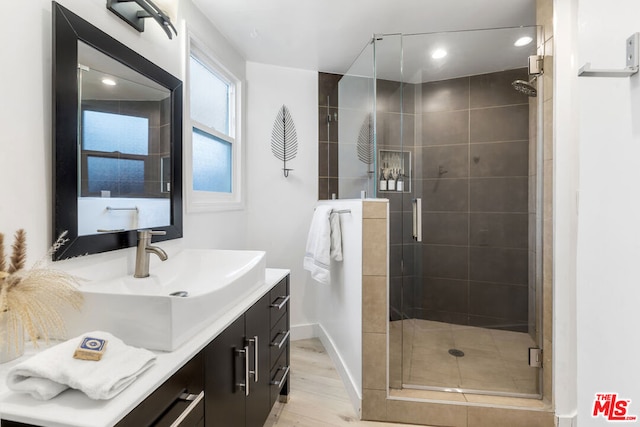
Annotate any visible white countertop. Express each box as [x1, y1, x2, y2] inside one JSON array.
[[0, 268, 290, 427]]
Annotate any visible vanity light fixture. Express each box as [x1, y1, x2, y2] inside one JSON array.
[[106, 0, 178, 40]]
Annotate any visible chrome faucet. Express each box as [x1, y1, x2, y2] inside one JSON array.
[[134, 230, 168, 278]]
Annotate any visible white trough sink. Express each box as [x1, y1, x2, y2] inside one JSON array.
[[66, 249, 266, 351]]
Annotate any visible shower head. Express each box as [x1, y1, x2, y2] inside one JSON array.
[[512, 77, 538, 97], [513, 55, 544, 98]]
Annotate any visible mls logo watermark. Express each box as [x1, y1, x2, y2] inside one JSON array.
[[593, 394, 637, 422]]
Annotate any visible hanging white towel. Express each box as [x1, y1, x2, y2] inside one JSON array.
[[329, 211, 343, 262], [7, 331, 156, 401], [304, 205, 333, 284]]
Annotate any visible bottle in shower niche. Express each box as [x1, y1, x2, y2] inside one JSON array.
[[387, 169, 396, 191], [396, 169, 404, 192], [379, 167, 388, 191]]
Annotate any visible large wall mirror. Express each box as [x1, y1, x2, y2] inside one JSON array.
[[53, 2, 183, 260]]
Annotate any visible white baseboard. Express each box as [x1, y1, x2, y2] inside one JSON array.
[[290, 323, 319, 340], [556, 414, 577, 427], [290, 322, 362, 417], [316, 324, 362, 418]]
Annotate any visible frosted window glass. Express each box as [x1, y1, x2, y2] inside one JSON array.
[[192, 128, 232, 193], [82, 110, 149, 155], [87, 157, 145, 195], [190, 56, 230, 136]]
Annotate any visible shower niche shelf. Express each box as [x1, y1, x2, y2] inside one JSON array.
[[378, 150, 411, 193]]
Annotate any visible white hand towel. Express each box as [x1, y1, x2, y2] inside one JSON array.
[[329, 211, 343, 262], [7, 331, 156, 401], [304, 205, 333, 284]]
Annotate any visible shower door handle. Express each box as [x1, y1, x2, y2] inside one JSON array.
[[412, 198, 422, 242]]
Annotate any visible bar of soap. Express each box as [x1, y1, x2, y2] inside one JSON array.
[[73, 337, 108, 361]]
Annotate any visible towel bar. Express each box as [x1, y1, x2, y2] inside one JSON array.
[[106, 206, 139, 212]]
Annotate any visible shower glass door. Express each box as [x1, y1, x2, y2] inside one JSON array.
[[337, 41, 376, 199], [381, 26, 543, 398]]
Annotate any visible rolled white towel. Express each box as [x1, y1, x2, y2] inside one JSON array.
[[7, 331, 156, 400]]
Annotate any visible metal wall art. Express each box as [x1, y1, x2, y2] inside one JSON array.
[[357, 114, 374, 174], [271, 104, 298, 177]]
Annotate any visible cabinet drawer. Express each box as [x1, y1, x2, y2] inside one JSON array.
[[117, 352, 204, 426], [153, 391, 204, 427], [269, 278, 289, 328], [270, 314, 289, 365], [269, 347, 290, 406]]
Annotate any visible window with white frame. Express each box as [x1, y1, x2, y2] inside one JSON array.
[[187, 40, 242, 211]]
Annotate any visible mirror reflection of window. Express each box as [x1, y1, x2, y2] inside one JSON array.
[[77, 41, 171, 201], [82, 110, 148, 197]]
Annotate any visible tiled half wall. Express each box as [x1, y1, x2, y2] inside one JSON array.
[[360, 199, 554, 425]]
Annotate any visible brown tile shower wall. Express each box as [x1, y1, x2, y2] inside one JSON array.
[[373, 69, 531, 331], [318, 72, 341, 200], [419, 68, 530, 331]]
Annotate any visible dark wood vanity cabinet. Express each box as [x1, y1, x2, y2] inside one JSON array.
[[268, 275, 291, 406], [205, 275, 290, 427], [0, 274, 290, 427]]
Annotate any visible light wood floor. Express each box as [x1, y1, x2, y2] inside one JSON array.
[[264, 339, 408, 427]]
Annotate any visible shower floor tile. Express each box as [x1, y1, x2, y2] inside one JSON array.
[[390, 319, 539, 396]]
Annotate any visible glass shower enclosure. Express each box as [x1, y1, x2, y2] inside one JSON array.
[[338, 25, 543, 398]]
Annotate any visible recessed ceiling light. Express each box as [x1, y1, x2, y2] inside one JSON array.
[[432, 49, 447, 59], [102, 78, 117, 86], [514, 36, 533, 47]]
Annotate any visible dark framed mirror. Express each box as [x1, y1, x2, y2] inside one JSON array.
[[53, 2, 183, 260]]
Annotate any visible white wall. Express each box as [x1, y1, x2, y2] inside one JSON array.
[[314, 199, 364, 413], [0, 0, 248, 274], [555, 0, 640, 425], [245, 62, 319, 333]]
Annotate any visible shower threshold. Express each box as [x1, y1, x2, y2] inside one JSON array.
[[400, 383, 541, 400]]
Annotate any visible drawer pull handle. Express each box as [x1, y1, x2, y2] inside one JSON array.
[[178, 392, 201, 401], [270, 295, 290, 310], [270, 366, 290, 387], [270, 330, 290, 349], [170, 390, 204, 427], [247, 336, 259, 383], [236, 346, 250, 396]]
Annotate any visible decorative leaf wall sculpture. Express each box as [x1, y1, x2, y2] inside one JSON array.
[[271, 104, 298, 177], [357, 113, 374, 173]]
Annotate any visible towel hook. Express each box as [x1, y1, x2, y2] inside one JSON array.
[[578, 33, 640, 77]]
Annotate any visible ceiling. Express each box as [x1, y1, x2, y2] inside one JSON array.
[[192, 0, 537, 76]]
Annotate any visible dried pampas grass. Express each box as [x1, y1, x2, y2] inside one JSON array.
[[0, 230, 83, 352]]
